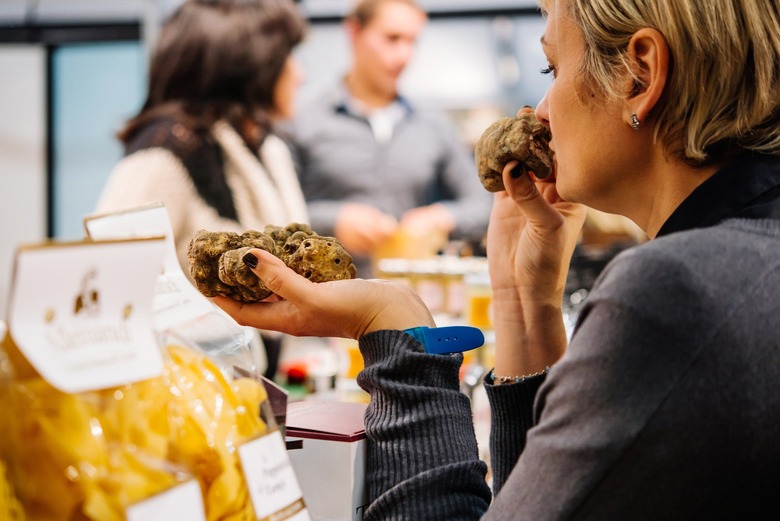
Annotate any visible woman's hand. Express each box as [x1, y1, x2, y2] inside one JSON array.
[[210, 248, 435, 340], [488, 109, 587, 375], [488, 163, 586, 302]]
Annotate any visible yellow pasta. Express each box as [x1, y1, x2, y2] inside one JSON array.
[[0, 334, 270, 521], [0, 459, 25, 521]]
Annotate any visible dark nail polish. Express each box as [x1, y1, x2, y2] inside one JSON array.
[[243, 252, 258, 269], [510, 165, 524, 179]]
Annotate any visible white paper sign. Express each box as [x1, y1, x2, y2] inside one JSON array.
[[239, 431, 312, 521], [8, 238, 166, 393], [126, 480, 206, 521], [84, 203, 215, 331]]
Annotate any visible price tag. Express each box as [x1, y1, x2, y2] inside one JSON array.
[[84, 203, 215, 331], [7, 238, 165, 393], [239, 430, 312, 521], [126, 480, 206, 521]]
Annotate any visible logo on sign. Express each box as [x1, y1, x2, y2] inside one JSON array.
[[42, 267, 134, 352], [73, 268, 100, 316]]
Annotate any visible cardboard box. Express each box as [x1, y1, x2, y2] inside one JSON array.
[[286, 401, 368, 521]]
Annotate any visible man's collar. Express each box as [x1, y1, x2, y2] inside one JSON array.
[[330, 80, 414, 117]]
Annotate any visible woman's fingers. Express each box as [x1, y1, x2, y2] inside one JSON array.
[[502, 160, 565, 229], [244, 248, 313, 302], [209, 248, 315, 335]]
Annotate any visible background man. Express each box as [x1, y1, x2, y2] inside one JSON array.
[[286, 0, 492, 276]]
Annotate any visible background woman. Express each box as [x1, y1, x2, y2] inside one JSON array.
[[96, 0, 308, 378], [97, 0, 308, 270]]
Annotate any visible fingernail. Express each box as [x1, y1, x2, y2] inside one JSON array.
[[510, 165, 524, 179], [243, 252, 258, 269], [523, 104, 533, 109]]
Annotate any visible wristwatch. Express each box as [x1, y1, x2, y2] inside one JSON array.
[[402, 326, 484, 355]]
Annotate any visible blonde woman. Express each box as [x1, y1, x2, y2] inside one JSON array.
[[215, 0, 780, 518]]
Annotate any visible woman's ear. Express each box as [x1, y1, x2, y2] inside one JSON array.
[[623, 27, 669, 129]]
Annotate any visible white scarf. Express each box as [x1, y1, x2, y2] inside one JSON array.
[[211, 120, 309, 229]]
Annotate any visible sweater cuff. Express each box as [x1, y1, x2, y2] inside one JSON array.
[[484, 372, 543, 427], [357, 329, 463, 393], [484, 369, 545, 494]]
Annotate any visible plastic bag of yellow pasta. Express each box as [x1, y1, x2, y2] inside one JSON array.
[[0, 458, 24, 521], [0, 334, 187, 521], [163, 342, 271, 520], [0, 331, 273, 521], [0, 334, 24, 521]]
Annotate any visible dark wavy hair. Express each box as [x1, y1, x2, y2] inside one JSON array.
[[119, 0, 306, 150]]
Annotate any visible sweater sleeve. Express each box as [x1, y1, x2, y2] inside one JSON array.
[[484, 374, 546, 495], [357, 330, 492, 520], [480, 245, 726, 520], [354, 231, 778, 520], [95, 148, 242, 269]]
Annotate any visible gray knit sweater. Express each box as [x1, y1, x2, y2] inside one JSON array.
[[284, 84, 493, 276], [355, 152, 780, 520]]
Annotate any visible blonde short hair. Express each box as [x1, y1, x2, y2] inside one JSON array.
[[539, 0, 780, 164]]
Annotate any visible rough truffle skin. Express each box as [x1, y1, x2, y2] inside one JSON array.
[[188, 223, 357, 302], [474, 112, 554, 192]]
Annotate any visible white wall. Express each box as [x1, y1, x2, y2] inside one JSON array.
[[0, 45, 47, 320]]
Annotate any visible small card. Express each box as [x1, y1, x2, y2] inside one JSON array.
[[238, 430, 312, 521], [7, 238, 166, 393], [83, 203, 215, 331], [126, 480, 206, 521]]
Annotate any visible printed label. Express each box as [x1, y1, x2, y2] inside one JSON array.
[[238, 431, 312, 521], [83, 203, 215, 330], [8, 238, 166, 392], [126, 480, 206, 521]]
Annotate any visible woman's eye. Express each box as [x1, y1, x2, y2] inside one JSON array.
[[540, 65, 557, 77]]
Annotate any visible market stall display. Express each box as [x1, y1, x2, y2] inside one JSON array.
[[0, 215, 311, 521]]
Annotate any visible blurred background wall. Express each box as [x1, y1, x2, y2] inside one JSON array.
[[0, 0, 550, 316]]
